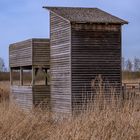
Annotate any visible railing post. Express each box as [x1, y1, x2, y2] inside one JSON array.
[[32, 67, 35, 86], [122, 85, 124, 100], [124, 83, 126, 100], [20, 67, 23, 86], [139, 83, 140, 92], [45, 68, 48, 86], [10, 68, 13, 85]]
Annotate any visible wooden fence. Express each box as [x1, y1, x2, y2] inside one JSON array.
[[122, 83, 140, 100]]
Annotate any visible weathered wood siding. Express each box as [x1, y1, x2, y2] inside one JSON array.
[[11, 86, 33, 110], [32, 39, 50, 68], [9, 39, 50, 68], [71, 24, 121, 109], [11, 85, 50, 110], [33, 85, 50, 108], [9, 39, 32, 67], [50, 12, 71, 113]]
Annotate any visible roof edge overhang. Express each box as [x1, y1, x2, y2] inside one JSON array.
[[71, 21, 128, 25], [43, 6, 129, 25], [43, 6, 71, 23]]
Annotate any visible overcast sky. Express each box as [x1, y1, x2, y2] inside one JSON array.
[[0, 0, 140, 67]]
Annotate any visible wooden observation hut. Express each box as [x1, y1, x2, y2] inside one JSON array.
[[44, 7, 128, 113], [9, 38, 50, 110]]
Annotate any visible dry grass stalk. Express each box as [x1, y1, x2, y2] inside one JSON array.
[[0, 81, 140, 140]]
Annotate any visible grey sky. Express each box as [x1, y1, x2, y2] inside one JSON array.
[[0, 0, 140, 67]]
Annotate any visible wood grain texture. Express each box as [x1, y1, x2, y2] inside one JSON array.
[[50, 13, 122, 113], [11, 85, 50, 110], [50, 12, 72, 113], [9, 39, 32, 67], [9, 38, 50, 68], [32, 39, 50, 67], [11, 86, 33, 110], [71, 23, 122, 110], [33, 85, 50, 109], [45, 7, 128, 24], [9, 38, 50, 111]]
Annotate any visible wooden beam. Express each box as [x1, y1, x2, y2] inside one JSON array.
[[20, 67, 23, 86], [32, 67, 35, 86], [35, 68, 39, 77], [45, 69, 48, 85], [10, 68, 13, 85]]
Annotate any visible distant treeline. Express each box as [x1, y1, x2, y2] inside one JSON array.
[[0, 72, 31, 81], [122, 71, 140, 80], [0, 71, 47, 82], [1, 71, 140, 82], [122, 57, 140, 72], [0, 72, 10, 81]]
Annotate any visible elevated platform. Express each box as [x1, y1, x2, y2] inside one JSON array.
[[9, 38, 50, 68], [9, 38, 51, 110]]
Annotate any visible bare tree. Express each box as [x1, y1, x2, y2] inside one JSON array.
[[122, 57, 125, 71], [134, 57, 140, 72], [0, 57, 5, 72], [125, 59, 133, 72]]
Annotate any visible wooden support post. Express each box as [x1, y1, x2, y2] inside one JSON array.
[[122, 85, 124, 100], [32, 67, 35, 86], [45, 68, 48, 85], [124, 83, 126, 100], [10, 68, 13, 85], [35, 68, 39, 77], [139, 83, 140, 92], [20, 67, 23, 86]]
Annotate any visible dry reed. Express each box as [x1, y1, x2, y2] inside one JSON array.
[[0, 81, 139, 140]]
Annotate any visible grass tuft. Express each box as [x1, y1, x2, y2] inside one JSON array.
[[0, 81, 140, 140]]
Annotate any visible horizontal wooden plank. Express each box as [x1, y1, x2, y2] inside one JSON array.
[[9, 38, 50, 67], [71, 24, 121, 109], [50, 12, 72, 113]]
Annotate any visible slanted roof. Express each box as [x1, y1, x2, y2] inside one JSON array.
[[44, 7, 128, 24]]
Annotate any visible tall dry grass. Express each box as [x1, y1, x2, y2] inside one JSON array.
[[0, 81, 9, 101], [0, 81, 140, 140], [0, 99, 139, 140]]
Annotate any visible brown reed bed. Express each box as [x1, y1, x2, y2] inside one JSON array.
[[0, 80, 139, 140]]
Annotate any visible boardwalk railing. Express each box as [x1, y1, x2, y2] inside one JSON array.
[[122, 83, 140, 100]]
